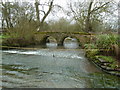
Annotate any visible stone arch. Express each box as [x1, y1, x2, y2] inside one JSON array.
[[59, 35, 81, 46], [40, 35, 57, 45]]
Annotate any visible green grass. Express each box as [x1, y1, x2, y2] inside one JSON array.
[[95, 55, 115, 63], [0, 35, 10, 39], [95, 55, 119, 69], [96, 34, 119, 49], [84, 44, 97, 49]]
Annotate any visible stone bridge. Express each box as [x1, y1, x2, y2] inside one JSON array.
[[34, 32, 95, 47]]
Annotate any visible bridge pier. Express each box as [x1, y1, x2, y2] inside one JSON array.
[[57, 43, 63, 46]]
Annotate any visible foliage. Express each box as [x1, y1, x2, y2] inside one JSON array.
[[89, 72, 120, 88], [95, 55, 118, 69], [85, 34, 119, 58], [3, 19, 37, 47], [108, 62, 118, 69], [0, 35, 9, 39], [95, 55, 115, 63], [86, 49, 99, 58], [96, 34, 119, 49], [84, 43, 99, 58], [84, 43, 97, 49]]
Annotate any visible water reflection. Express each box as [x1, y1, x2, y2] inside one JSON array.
[[63, 37, 79, 49], [46, 37, 79, 49], [46, 42, 57, 49], [64, 42, 79, 49]]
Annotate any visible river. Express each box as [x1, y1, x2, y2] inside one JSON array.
[[0, 40, 120, 88]]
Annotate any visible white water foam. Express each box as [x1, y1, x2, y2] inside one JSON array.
[[2, 50, 84, 59]]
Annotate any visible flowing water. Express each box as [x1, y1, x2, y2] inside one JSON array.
[[0, 41, 120, 88]]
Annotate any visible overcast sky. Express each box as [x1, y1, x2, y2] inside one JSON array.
[[0, 0, 119, 27]]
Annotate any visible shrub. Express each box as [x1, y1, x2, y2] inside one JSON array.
[[86, 49, 99, 58], [84, 44, 99, 58], [3, 20, 37, 47], [109, 62, 118, 69], [96, 34, 118, 49], [84, 43, 97, 49]]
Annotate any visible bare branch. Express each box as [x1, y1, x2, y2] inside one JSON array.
[[41, 0, 54, 24], [90, 2, 110, 14], [69, 2, 77, 18], [40, 10, 46, 15]]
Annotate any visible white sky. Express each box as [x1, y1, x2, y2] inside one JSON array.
[[0, 0, 119, 27]]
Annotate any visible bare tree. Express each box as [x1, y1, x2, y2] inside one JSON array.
[[85, 1, 111, 32], [1, 2, 13, 28], [34, 0, 54, 24], [34, 0, 63, 31], [67, 0, 115, 32], [35, 0, 40, 22], [41, 0, 54, 24], [1, 2, 36, 28]]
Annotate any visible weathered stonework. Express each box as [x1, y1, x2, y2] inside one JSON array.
[[34, 32, 94, 47]]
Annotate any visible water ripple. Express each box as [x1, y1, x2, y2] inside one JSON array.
[[3, 50, 84, 59]]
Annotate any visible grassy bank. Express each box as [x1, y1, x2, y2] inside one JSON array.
[[84, 34, 120, 76]]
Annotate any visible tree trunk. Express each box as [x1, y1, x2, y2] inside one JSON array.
[[85, 1, 93, 33], [2, 12, 4, 29], [35, 0, 40, 23], [41, 0, 54, 24]]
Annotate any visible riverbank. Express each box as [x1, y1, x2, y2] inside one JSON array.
[[85, 50, 120, 77]]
